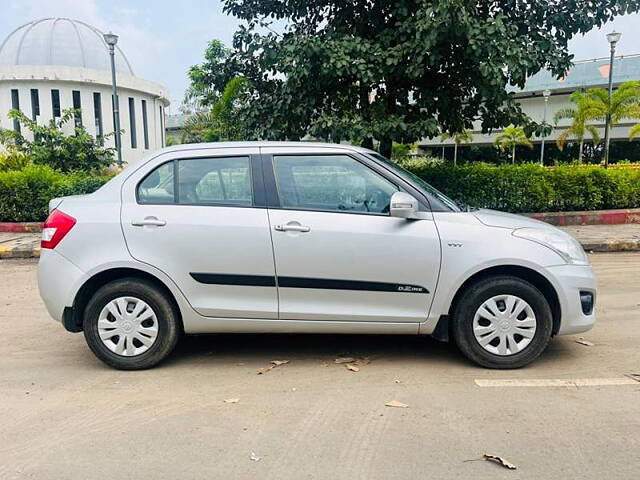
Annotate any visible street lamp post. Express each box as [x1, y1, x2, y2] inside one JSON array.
[[540, 89, 551, 166], [603, 31, 622, 168], [103, 31, 122, 165]]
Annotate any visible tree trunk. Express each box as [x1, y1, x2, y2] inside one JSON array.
[[361, 137, 373, 150], [578, 137, 584, 163], [453, 143, 458, 166], [379, 137, 392, 159], [512, 145, 516, 164], [441, 146, 445, 160]]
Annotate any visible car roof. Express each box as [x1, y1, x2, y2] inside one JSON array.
[[157, 141, 375, 155]]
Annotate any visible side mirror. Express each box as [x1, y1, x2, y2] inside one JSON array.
[[390, 192, 420, 219]]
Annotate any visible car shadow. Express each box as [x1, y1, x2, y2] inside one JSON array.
[[163, 333, 469, 369]]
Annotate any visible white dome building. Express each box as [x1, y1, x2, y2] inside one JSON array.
[[0, 18, 170, 164]]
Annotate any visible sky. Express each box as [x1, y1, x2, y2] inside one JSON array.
[[2, 0, 640, 114]]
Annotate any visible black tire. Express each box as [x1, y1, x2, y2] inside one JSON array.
[[451, 275, 553, 369], [83, 278, 181, 370]]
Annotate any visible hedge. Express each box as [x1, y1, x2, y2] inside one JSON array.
[[0, 165, 112, 222], [1, 163, 639, 222], [408, 163, 640, 213]]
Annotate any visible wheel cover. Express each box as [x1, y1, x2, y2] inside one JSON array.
[[97, 296, 159, 357], [472, 294, 536, 356]]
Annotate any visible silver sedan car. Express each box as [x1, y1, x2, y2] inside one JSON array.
[[38, 142, 596, 369]]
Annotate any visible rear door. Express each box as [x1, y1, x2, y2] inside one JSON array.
[[121, 147, 277, 319], [261, 146, 441, 323]]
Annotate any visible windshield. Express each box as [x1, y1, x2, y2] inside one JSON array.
[[368, 153, 462, 212]]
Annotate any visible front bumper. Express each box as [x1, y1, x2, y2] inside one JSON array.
[[37, 249, 85, 323], [546, 263, 597, 335]]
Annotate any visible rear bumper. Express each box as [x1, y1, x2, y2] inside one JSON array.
[[547, 264, 597, 335], [37, 249, 85, 323]]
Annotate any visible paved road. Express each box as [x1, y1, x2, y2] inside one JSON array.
[[1, 254, 639, 479]]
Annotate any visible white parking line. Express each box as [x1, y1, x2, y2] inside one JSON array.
[[474, 378, 639, 387]]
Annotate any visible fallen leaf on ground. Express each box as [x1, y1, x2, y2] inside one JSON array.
[[385, 400, 408, 408], [345, 364, 360, 372], [334, 357, 356, 364], [575, 337, 595, 347], [355, 358, 371, 366], [223, 398, 239, 404], [483, 454, 517, 470], [249, 452, 262, 462], [257, 360, 290, 374], [320, 362, 330, 367]]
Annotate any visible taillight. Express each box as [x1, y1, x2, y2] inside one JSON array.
[[41, 209, 76, 249]]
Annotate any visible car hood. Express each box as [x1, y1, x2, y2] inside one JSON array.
[[472, 209, 554, 230]]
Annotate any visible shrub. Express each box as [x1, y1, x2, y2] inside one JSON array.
[[0, 109, 116, 173], [0, 149, 31, 171], [0, 165, 112, 222], [406, 163, 640, 213]]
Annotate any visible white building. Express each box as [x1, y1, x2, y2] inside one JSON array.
[[419, 54, 640, 154], [0, 18, 170, 164]]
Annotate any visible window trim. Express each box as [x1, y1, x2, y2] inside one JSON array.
[[135, 155, 264, 208], [263, 152, 410, 217]]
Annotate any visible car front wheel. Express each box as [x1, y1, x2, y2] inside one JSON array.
[[451, 275, 553, 369], [83, 278, 180, 370]]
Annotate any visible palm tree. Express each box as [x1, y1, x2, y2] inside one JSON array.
[[440, 130, 473, 166], [579, 81, 640, 162], [182, 77, 248, 143], [630, 123, 640, 140], [493, 125, 533, 164], [553, 91, 600, 163]]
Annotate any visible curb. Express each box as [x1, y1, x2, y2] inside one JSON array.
[[0, 245, 40, 259], [526, 208, 640, 226], [0, 222, 43, 233], [0, 239, 638, 260]]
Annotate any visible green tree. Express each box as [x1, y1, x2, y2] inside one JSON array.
[[184, 39, 236, 110], [493, 125, 533, 164], [553, 91, 601, 163], [216, 0, 638, 158], [579, 80, 640, 161], [440, 130, 473, 166], [0, 109, 115, 172], [630, 123, 640, 140], [182, 77, 249, 143]]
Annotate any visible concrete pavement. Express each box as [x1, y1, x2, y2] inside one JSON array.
[[1, 254, 639, 479]]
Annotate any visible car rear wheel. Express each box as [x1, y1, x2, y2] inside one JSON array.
[[451, 275, 553, 369], [83, 278, 180, 370]]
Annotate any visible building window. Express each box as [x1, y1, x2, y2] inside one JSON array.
[[51, 89, 61, 118], [11, 89, 20, 133], [141, 99, 149, 149], [72, 90, 82, 127], [93, 92, 103, 145], [30, 89, 40, 120], [128, 97, 137, 148]]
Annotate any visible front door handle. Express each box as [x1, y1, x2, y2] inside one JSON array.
[[131, 217, 166, 227], [274, 222, 310, 233]]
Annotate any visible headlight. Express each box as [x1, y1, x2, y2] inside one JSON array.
[[512, 227, 589, 265]]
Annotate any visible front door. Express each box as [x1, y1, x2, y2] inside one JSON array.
[[263, 150, 441, 323], [121, 148, 277, 319]]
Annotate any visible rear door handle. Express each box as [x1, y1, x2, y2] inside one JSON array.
[[131, 217, 166, 227], [274, 223, 310, 233]]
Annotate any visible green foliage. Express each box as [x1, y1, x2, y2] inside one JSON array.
[[0, 148, 30, 171], [0, 109, 116, 173], [183, 39, 236, 110], [182, 77, 250, 143], [217, 0, 638, 157], [406, 162, 640, 213], [553, 91, 602, 163], [440, 130, 473, 165], [391, 142, 416, 159], [493, 125, 533, 163], [0, 165, 112, 222], [631, 123, 640, 140]]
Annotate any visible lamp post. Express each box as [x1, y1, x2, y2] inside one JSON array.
[[603, 31, 622, 168], [103, 31, 122, 165], [540, 89, 551, 166]]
